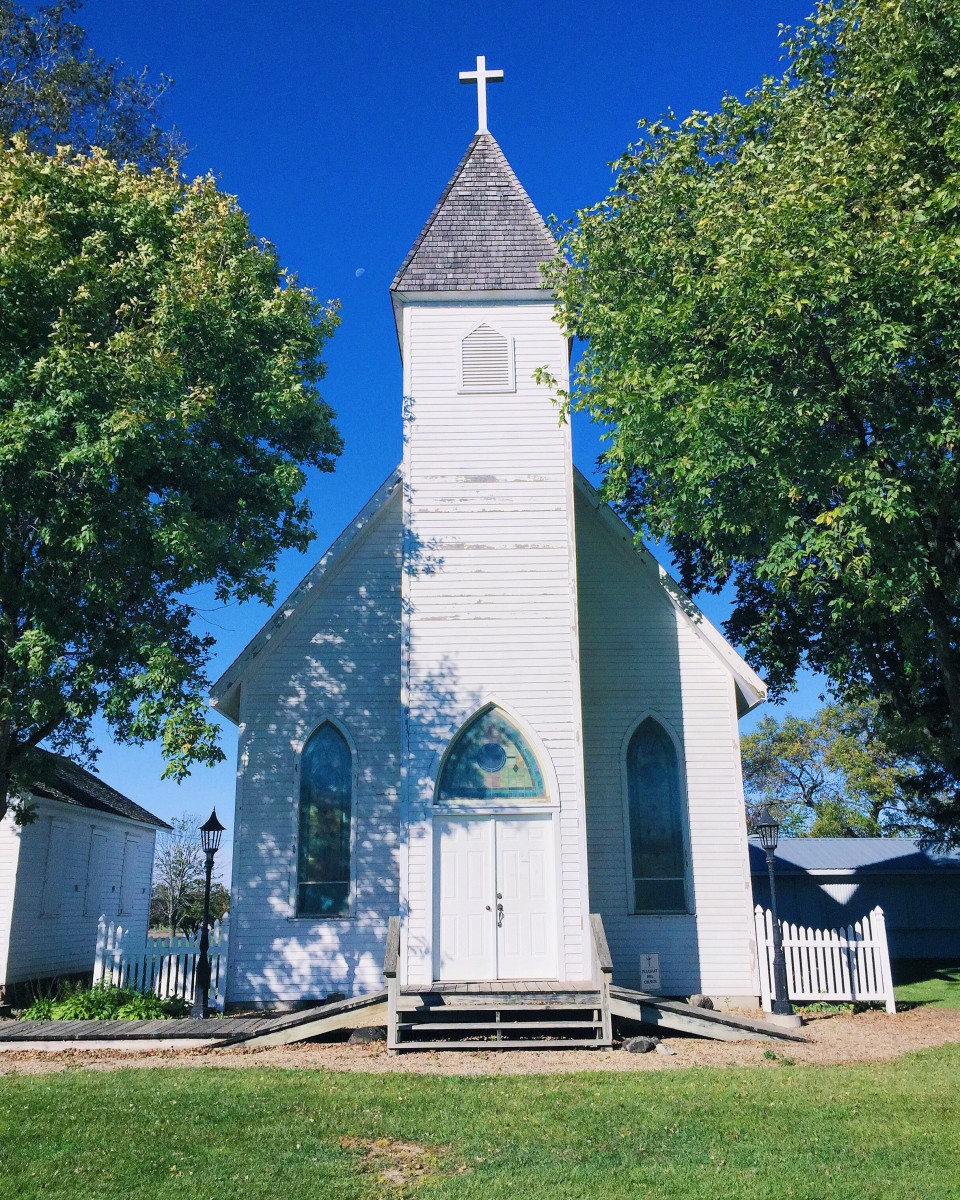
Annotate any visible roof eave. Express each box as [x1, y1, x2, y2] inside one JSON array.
[[391, 286, 557, 348], [572, 469, 767, 715], [209, 467, 403, 723]]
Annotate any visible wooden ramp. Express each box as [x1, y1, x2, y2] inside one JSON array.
[[0, 987, 801, 1051], [221, 992, 389, 1049], [609, 985, 806, 1043], [0, 1016, 249, 1049], [0, 992, 389, 1052], [0, 911, 802, 1052]]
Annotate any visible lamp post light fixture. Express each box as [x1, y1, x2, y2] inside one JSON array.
[[191, 808, 226, 1020], [755, 806, 798, 1023]]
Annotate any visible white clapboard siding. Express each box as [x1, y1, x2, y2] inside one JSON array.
[[93, 918, 229, 1009], [0, 814, 22, 986], [576, 480, 758, 1000], [0, 797, 158, 988], [754, 905, 896, 1013], [225, 489, 403, 1005], [400, 299, 590, 987]]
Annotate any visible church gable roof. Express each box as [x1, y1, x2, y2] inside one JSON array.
[[209, 468, 402, 723], [391, 132, 558, 293], [573, 470, 767, 716]]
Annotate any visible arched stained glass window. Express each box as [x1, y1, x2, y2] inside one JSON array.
[[437, 707, 547, 803], [297, 722, 352, 916], [626, 718, 689, 913]]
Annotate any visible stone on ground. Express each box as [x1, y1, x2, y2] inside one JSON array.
[[622, 1035, 659, 1053], [348, 1026, 388, 1045]]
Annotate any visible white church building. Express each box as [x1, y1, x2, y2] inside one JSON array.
[[212, 63, 766, 1014]]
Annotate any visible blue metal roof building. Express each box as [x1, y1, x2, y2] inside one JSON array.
[[750, 838, 960, 960]]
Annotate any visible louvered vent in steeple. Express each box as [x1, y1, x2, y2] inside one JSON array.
[[460, 323, 515, 393]]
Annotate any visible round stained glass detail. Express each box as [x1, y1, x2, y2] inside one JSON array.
[[437, 707, 547, 802], [476, 742, 507, 773]]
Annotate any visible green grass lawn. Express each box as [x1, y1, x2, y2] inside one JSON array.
[[2, 1048, 960, 1199], [894, 960, 960, 1008]]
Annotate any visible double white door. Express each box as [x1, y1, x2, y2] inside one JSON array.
[[435, 814, 557, 981]]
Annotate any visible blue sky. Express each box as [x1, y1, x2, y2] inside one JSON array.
[[73, 0, 828, 870]]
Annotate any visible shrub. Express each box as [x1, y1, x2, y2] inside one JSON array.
[[21, 982, 190, 1021], [116, 992, 189, 1020], [21, 995, 54, 1021]]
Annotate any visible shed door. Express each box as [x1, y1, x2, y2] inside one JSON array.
[[84, 831, 109, 917]]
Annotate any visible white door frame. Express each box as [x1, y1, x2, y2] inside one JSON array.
[[433, 811, 559, 983]]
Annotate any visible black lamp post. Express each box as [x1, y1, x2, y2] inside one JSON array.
[[755, 806, 795, 1019], [191, 808, 225, 1019]]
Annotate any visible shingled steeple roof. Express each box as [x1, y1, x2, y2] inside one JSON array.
[[391, 132, 557, 293]]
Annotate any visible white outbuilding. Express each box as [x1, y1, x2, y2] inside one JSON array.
[[0, 750, 169, 1001]]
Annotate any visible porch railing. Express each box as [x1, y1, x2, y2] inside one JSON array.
[[589, 912, 613, 1044], [384, 915, 401, 1051]]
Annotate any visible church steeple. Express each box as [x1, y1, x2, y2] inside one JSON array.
[[395, 64, 590, 990], [391, 132, 557, 295]]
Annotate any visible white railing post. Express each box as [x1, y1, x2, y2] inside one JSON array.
[[93, 916, 107, 985], [754, 905, 772, 1012], [209, 916, 230, 1011], [871, 907, 897, 1014]]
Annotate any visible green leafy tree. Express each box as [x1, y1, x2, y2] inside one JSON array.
[[0, 141, 341, 823], [0, 0, 181, 165], [549, 0, 960, 836], [741, 703, 933, 838], [149, 815, 229, 935], [180, 882, 230, 935]]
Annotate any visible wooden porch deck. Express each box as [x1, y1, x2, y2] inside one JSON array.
[[0, 1016, 263, 1045], [0, 984, 805, 1050], [0, 991, 390, 1050], [402, 979, 597, 996]]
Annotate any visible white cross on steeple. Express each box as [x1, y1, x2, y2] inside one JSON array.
[[459, 55, 504, 134]]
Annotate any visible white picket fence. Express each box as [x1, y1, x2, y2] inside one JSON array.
[[754, 905, 896, 1013], [93, 917, 229, 1011]]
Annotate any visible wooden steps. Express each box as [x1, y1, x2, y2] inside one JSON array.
[[391, 998, 608, 1050], [398, 1020, 604, 1032], [395, 990, 602, 1011], [394, 1039, 608, 1051], [383, 913, 616, 1051]]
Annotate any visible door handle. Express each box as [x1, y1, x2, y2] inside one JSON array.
[[496, 902, 504, 928]]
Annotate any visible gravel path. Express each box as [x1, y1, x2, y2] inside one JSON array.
[[1, 1006, 958, 1076]]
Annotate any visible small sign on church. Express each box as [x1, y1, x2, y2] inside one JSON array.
[[639, 953, 661, 992]]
